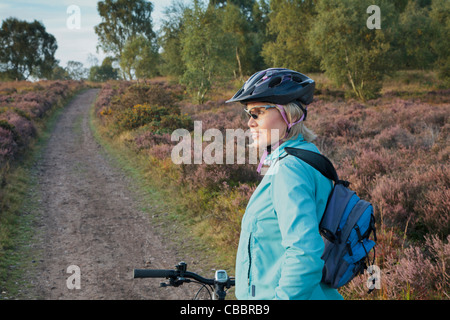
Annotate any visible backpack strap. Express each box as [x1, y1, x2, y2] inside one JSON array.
[[284, 147, 348, 186]]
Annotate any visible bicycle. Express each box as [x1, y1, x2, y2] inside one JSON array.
[[134, 261, 235, 300]]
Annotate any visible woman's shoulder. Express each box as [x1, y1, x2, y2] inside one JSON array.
[[275, 142, 330, 183], [280, 141, 322, 169]]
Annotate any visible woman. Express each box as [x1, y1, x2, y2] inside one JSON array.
[[226, 68, 343, 300]]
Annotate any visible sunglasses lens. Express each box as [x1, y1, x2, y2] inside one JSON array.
[[244, 109, 258, 119]]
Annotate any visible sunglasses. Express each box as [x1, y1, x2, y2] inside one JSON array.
[[243, 105, 277, 120]]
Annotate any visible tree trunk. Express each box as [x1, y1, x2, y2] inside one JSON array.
[[236, 47, 243, 81]]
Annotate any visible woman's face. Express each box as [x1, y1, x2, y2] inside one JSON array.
[[246, 102, 287, 148]]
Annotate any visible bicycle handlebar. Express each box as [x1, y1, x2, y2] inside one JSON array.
[[133, 262, 235, 300], [133, 269, 219, 286], [134, 269, 178, 279]]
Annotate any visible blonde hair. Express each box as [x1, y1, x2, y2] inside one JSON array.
[[278, 102, 317, 142]]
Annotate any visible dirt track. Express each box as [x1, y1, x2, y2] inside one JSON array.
[[28, 89, 196, 299]]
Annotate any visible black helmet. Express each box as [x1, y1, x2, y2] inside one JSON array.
[[226, 68, 315, 106]]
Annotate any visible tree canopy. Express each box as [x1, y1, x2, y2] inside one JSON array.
[[0, 18, 57, 80], [95, 0, 156, 57], [1, 0, 448, 96]]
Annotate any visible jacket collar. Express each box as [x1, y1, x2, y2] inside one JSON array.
[[265, 134, 305, 162]]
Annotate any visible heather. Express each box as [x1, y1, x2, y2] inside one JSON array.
[[94, 71, 449, 299], [0, 81, 86, 170], [0, 80, 86, 210]]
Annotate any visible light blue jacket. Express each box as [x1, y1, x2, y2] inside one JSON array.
[[235, 134, 344, 300]]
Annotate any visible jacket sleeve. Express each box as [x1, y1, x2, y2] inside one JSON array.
[[271, 160, 325, 300]]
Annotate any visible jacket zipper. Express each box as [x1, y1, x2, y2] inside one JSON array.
[[247, 233, 252, 285]]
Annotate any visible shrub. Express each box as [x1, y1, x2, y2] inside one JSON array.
[[148, 143, 173, 160], [115, 103, 193, 133], [134, 131, 172, 151], [179, 144, 259, 191], [371, 164, 449, 239], [0, 111, 36, 145], [376, 125, 415, 149], [383, 235, 450, 299], [109, 82, 177, 113], [0, 126, 17, 163]]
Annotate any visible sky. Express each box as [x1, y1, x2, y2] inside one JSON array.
[[0, 0, 175, 68]]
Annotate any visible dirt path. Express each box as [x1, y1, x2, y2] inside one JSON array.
[[28, 89, 196, 299]]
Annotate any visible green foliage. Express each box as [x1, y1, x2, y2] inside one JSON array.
[[94, 0, 157, 78], [180, 1, 235, 103], [115, 103, 193, 133], [158, 1, 188, 77], [89, 57, 119, 82], [308, 0, 396, 101], [102, 82, 192, 133], [65, 61, 88, 80], [393, 1, 437, 70], [429, 0, 450, 85], [109, 82, 178, 112], [119, 35, 159, 80], [158, 0, 269, 101], [262, 0, 320, 73], [50, 66, 70, 80], [0, 18, 57, 80], [221, 3, 250, 80], [209, 0, 257, 17], [220, 2, 269, 79]]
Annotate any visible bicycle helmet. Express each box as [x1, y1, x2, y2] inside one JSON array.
[[226, 68, 315, 106]]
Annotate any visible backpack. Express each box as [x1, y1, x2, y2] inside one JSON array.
[[284, 147, 377, 291]]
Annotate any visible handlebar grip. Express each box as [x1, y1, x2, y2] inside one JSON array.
[[133, 269, 177, 279]]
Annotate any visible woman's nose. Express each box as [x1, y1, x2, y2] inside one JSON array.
[[248, 116, 257, 127]]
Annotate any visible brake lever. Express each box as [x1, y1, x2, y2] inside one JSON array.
[[160, 277, 181, 288], [162, 276, 190, 288]]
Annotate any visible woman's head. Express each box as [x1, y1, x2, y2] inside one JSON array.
[[229, 68, 317, 148], [245, 101, 316, 148]]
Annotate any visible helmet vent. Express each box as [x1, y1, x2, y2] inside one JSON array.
[[292, 75, 303, 83], [268, 76, 282, 88]]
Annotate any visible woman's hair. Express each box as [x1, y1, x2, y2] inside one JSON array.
[[278, 102, 317, 142]]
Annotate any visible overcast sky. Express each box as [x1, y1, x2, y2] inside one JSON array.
[[0, 0, 174, 68]]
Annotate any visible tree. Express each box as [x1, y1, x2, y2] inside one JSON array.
[[262, 0, 320, 73], [120, 35, 159, 80], [308, 0, 396, 101], [89, 57, 119, 82], [180, 1, 235, 103], [0, 17, 57, 80], [50, 64, 70, 80], [66, 61, 88, 80], [395, 1, 437, 70], [158, 0, 187, 77], [430, 0, 450, 85], [213, 0, 270, 76], [94, 0, 157, 68], [221, 3, 251, 80], [248, 0, 271, 72], [209, 0, 256, 18]]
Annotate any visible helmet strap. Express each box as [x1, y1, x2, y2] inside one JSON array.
[[276, 104, 306, 138], [255, 104, 306, 174]]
